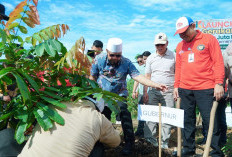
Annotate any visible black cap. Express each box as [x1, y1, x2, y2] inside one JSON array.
[[0, 4, 9, 21]]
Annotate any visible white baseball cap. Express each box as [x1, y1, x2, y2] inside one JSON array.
[[174, 16, 194, 36], [154, 32, 168, 45], [106, 38, 122, 53]]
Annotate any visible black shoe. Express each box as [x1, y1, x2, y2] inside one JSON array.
[[197, 137, 206, 145], [134, 131, 144, 138], [172, 149, 195, 157], [121, 142, 134, 156]]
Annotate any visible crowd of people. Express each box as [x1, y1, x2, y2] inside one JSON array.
[[1, 3, 232, 157]]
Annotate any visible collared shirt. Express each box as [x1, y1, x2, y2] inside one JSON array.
[[145, 49, 175, 89], [224, 43, 232, 98], [174, 30, 225, 90], [91, 53, 140, 96]]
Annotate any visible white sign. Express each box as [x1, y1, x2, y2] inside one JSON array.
[[196, 19, 232, 50], [138, 105, 184, 128], [225, 107, 232, 127]]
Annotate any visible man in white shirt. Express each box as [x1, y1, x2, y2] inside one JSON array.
[[143, 32, 175, 149]]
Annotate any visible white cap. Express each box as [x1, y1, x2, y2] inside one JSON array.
[[106, 38, 122, 53], [174, 16, 194, 35], [154, 32, 168, 45]]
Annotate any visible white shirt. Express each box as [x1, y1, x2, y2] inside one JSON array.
[[145, 49, 175, 89]]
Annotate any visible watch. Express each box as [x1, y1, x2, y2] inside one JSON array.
[[217, 83, 223, 86]]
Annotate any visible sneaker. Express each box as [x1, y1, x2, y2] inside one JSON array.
[[145, 137, 158, 147], [121, 142, 134, 155], [161, 141, 168, 149], [115, 121, 121, 125]]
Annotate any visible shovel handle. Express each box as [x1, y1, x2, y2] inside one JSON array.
[[159, 103, 162, 157], [203, 101, 218, 157], [176, 98, 182, 157]]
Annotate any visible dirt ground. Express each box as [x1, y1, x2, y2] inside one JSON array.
[[104, 120, 232, 157]]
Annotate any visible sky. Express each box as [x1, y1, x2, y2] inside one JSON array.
[[2, 0, 232, 62]]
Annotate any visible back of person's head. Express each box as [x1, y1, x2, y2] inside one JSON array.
[[93, 40, 103, 48], [136, 55, 143, 59], [142, 51, 151, 57]]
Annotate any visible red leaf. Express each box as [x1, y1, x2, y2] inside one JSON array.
[[29, 5, 40, 25], [61, 24, 66, 36]]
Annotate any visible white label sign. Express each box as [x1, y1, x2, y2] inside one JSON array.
[[138, 105, 184, 128]]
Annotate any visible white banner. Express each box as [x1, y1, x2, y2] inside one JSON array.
[[138, 105, 184, 128], [196, 19, 232, 50]]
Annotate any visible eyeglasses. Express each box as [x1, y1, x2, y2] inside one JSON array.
[[137, 60, 143, 63], [109, 54, 122, 58], [155, 44, 166, 47]]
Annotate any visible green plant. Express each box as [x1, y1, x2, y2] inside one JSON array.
[[0, 0, 124, 144]]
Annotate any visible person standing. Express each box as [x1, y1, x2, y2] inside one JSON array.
[[132, 54, 145, 137], [143, 33, 175, 149], [173, 16, 224, 156], [224, 43, 232, 112], [90, 37, 167, 155]]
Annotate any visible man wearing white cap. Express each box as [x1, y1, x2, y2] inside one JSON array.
[[90, 38, 167, 155], [143, 32, 175, 149], [173, 16, 224, 156]]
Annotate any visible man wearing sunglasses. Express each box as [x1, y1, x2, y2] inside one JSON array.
[[143, 32, 175, 149], [90, 38, 167, 155]]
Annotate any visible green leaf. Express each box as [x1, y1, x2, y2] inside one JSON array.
[[18, 70, 40, 94], [37, 102, 65, 125], [43, 91, 62, 100], [32, 33, 43, 43], [0, 29, 7, 44], [12, 72, 30, 103], [35, 42, 45, 57], [25, 37, 32, 44], [93, 93, 103, 101], [49, 39, 62, 52], [8, 22, 19, 30], [18, 25, 28, 34], [15, 121, 27, 144], [39, 31, 49, 41], [0, 67, 15, 78], [41, 96, 66, 108], [45, 86, 59, 92], [17, 36, 23, 43], [44, 41, 56, 57], [33, 108, 53, 131], [15, 109, 28, 123], [0, 110, 16, 121]]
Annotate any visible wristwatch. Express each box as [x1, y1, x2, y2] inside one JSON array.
[[217, 83, 223, 86]]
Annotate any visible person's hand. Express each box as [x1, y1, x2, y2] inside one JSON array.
[[214, 84, 224, 101], [132, 92, 137, 99], [143, 93, 149, 104], [3, 95, 11, 102], [155, 83, 168, 92], [173, 88, 179, 101]]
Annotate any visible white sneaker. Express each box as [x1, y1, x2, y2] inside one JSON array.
[[146, 137, 158, 147], [161, 141, 169, 149], [115, 121, 121, 124]]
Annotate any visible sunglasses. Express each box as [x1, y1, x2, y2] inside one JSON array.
[[109, 54, 122, 58], [137, 60, 143, 63]]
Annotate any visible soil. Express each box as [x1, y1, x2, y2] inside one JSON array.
[[104, 120, 232, 157]]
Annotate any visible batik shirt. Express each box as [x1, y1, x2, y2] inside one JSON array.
[[91, 53, 140, 96]]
